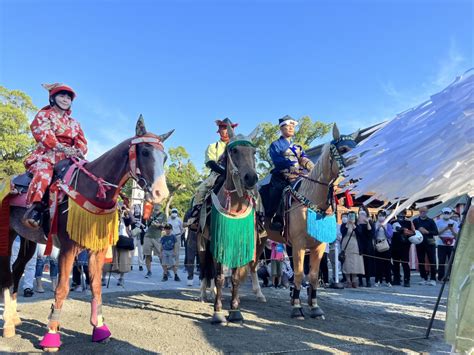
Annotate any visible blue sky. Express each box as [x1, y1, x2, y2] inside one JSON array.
[[1, 0, 472, 169]]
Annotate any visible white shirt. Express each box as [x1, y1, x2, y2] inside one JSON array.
[[168, 216, 184, 236], [435, 218, 459, 247]]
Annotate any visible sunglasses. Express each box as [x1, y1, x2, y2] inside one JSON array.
[[442, 211, 452, 215]]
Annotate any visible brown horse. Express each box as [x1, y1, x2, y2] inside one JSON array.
[[0, 116, 173, 350], [198, 128, 262, 324], [261, 124, 358, 318]]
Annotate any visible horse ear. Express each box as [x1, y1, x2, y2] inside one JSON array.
[[247, 126, 259, 142], [158, 129, 175, 143], [136, 114, 147, 136], [227, 124, 235, 139], [332, 123, 340, 140], [351, 129, 361, 140]]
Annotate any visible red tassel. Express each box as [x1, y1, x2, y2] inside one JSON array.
[[344, 190, 354, 208], [334, 194, 340, 206]]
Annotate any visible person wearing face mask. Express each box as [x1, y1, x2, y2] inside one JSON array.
[[340, 211, 365, 288], [168, 208, 184, 271], [391, 210, 415, 287], [22, 83, 87, 229], [329, 213, 347, 284], [373, 210, 394, 287], [356, 209, 374, 287], [413, 207, 439, 286], [435, 207, 459, 281]]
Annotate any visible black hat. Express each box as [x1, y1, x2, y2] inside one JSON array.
[[215, 117, 238, 128], [163, 223, 173, 230]]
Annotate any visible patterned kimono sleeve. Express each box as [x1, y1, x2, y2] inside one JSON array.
[[73, 121, 88, 155], [30, 111, 59, 149]]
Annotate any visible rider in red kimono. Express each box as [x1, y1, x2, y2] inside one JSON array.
[[22, 83, 88, 229]]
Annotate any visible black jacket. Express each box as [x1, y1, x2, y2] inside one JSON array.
[[413, 217, 438, 241]]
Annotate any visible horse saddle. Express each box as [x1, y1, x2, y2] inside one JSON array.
[[11, 159, 74, 194], [11, 172, 33, 193]]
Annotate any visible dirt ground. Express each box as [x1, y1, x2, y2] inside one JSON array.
[[0, 277, 449, 354]]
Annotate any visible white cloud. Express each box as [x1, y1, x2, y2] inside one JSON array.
[[80, 98, 135, 160], [434, 39, 466, 87]]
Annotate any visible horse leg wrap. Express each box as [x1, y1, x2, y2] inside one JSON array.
[[290, 287, 302, 307], [48, 304, 62, 323], [91, 300, 111, 342], [307, 288, 317, 306], [91, 299, 104, 327], [291, 287, 301, 300], [40, 305, 62, 349]]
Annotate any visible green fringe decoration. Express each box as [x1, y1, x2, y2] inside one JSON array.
[[210, 202, 255, 268]]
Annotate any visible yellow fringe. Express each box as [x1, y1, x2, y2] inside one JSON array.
[[66, 199, 119, 251]]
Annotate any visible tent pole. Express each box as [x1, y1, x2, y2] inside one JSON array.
[[425, 197, 472, 339]]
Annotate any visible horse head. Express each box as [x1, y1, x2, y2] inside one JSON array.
[[329, 123, 360, 176], [225, 125, 258, 191], [131, 115, 174, 204]]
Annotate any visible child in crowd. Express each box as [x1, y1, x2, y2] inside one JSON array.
[[160, 224, 180, 282], [270, 240, 285, 288]]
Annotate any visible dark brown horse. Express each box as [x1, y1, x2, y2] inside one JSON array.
[[0, 116, 173, 350], [198, 128, 261, 324]]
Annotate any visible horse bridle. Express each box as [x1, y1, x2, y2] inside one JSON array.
[[128, 134, 165, 199], [224, 139, 256, 200], [295, 136, 357, 211]]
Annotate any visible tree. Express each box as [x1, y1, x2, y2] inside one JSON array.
[[0, 86, 36, 179], [253, 115, 331, 177], [164, 146, 203, 216]]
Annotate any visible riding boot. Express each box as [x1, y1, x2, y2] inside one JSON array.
[[22, 202, 44, 229], [270, 201, 285, 231]]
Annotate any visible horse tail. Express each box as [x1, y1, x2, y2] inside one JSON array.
[[199, 239, 215, 287]]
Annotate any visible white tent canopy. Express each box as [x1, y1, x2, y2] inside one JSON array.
[[342, 69, 474, 217]]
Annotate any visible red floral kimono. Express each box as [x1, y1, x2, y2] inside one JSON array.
[[24, 105, 87, 205]]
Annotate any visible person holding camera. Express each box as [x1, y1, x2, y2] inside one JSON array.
[[391, 211, 415, 287], [356, 209, 374, 287], [131, 204, 146, 272], [340, 211, 365, 288], [413, 207, 439, 286], [143, 204, 167, 278], [435, 207, 459, 281]]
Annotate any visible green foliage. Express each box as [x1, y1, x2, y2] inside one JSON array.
[[253, 115, 331, 177], [0, 86, 36, 178], [165, 146, 203, 215], [120, 179, 133, 198]]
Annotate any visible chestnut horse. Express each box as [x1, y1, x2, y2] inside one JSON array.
[[0, 116, 173, 351], [261, 124, 358, 318]]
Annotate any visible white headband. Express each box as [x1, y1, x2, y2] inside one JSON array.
[[279, 119, 298, 127]]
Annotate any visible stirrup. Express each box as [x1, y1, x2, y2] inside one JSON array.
[[22, 203, 43, 229], [269, 216, 284, 231]]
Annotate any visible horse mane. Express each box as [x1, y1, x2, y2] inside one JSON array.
[[299, 142, 332, 202]]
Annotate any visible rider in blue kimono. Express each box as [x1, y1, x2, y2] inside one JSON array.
[[266, 115, 314, 231]]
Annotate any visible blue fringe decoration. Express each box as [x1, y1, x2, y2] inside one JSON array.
[[306, 209, 337, 243]]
